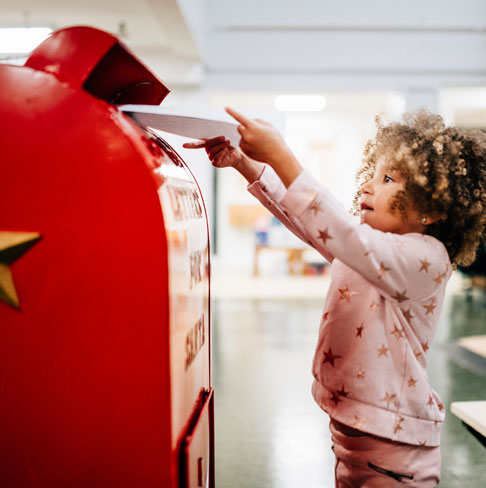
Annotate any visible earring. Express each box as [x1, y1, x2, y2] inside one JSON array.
[[421, 216, 427, 224]]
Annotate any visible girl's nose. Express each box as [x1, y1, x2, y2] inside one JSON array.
[[361, 179, 373, 194]]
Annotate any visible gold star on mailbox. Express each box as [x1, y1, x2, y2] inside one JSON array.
[[0, 231, 41, 309]]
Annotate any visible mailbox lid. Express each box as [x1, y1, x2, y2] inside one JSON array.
[[26, 25, 170, 105]]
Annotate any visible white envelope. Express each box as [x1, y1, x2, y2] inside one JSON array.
[[119, 104, 241, 147]]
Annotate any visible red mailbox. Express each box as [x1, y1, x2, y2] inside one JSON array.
[[0, 26, 213, 488]]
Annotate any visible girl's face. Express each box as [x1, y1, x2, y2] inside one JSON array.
[[359, 159, 425, 235]]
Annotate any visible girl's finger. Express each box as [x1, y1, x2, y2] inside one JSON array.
[[225, 107, 252, 127], [183, 141, 206, 149], [208, 141, 230, 158], [255, 118, 271, 126], [237, 125, 248, 137], [205, 136, 227, 149], [183, 136, 225, 150]]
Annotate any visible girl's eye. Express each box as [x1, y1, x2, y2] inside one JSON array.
[[384, 175, 394, 183]]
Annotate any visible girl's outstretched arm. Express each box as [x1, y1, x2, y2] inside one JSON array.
[[183, 136, 322, 256]]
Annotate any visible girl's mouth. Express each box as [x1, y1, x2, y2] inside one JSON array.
[[360, 202, 374, 211]]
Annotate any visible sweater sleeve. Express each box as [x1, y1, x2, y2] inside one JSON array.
[[276, 169, 452, 303], [247, 165, 333, 261]]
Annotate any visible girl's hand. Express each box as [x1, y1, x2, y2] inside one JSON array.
[[183, 136, 243, 169], [225, 107, 290, 166]]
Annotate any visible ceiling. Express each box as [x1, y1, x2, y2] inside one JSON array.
[[1, 0, 486, 96], [0, 0, 202, 85]]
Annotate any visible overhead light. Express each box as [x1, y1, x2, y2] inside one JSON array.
[[0, 27, 52, 54], [274, 94, 327, 112]]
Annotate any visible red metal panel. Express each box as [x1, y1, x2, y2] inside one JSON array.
[[153, 135, 211, 451], [0, 62, 172, 486], [0, 26, 213, 487]]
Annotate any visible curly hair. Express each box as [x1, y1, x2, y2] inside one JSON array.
[[352, 109, 486, 267]]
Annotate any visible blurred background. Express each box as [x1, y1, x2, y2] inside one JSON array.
[[2, 1, 485, 486]]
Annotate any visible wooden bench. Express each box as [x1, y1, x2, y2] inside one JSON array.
[[450, 401, 486, 448]]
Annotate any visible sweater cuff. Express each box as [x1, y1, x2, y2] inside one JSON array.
[[278, 169, 320, 218], [247, 164, 286, 201]]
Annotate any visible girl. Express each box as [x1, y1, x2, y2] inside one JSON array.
[[184, 108, 486, 486]]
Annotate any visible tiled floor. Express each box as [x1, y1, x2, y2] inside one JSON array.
[[211, 274, 486, 487]]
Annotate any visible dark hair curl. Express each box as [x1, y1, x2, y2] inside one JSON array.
[[353, 109, 486, 267]]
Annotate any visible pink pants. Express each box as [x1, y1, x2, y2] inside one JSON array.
[[330, 420, 441, 487]]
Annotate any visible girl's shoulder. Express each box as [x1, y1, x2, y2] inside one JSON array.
[[400, 232, 452, 269]]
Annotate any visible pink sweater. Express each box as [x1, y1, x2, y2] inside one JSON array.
[[248, 166, 452, 446]]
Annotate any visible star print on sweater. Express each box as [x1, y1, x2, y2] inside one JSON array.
[[323, 348, 342, 367], [434, 272, 447, 286], [408, 377, 418, 388], [318, 228, 332, 244], [419, 259, 431, 272], [377, 344, 390, 357], [423, 300, 436, 315], [381, 392, 397, 408], [337, 385, 349, 398], [247, 165, 451, 446], [338, 285, 356, 304], [394, 416, 405, 433], [377, 262, 391, 279], [402, 308, 414, 322], [391, 324, 405, 339], [392, 290, 409, 303], [309, 200, 323, 215], [369, 301, 380, 310], [330, 391, 342, 406]]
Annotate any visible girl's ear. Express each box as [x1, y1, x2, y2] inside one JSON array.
[[421, 212, 445, 225]]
